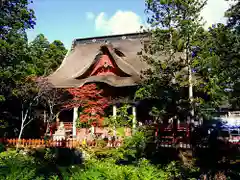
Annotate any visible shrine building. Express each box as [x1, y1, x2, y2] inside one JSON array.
[[47, 32, 152, 138]]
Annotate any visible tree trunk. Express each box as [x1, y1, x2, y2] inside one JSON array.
[[44, 110, 50, 135], [45, 121, 50, 136], [90, 125, 95, 137], [113, 126, 116, 137], [17, 122, 24, 150]]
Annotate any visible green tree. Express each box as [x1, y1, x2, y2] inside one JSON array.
[[192, 24, 240, 111], [28, 34, 67, 76], [104, 105, 133, 136], [136, 0, 207, 121], [0, 0, 67, 138], [225, 0, 240, 31], [12, 35, 67, 138], [0, 0, 36, 100], [28, 34, 50, 75], [13, 76, 43, 148], [45, 40, 67, 75], [225, 0, 240, 109], [192, 0, 240, 111], [0, 0, 36, 137]]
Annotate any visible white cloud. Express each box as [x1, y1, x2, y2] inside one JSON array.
[[95, 10, 144, 35], [92, 0, 234, 35], [86, 12, 95, 20], [201, 0, 232, 28]]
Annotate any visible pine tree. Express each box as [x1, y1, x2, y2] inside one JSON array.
[[136, 0, 207, 121]]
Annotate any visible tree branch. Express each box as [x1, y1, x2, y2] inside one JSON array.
[[23, 117, 34, 129]]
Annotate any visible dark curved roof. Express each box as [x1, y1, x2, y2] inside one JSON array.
[[47, 32, 149, 88]]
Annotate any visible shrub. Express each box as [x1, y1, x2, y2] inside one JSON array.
[[116, 130, 147, 161], [0, 150, 39, 179], [44, 148, 57, 163], [68, 158, 166, 180], [165, 161, 200, 180], [0, 143, 4, 153], [0, 149, 203, 179], [96, 139, 108, 148]]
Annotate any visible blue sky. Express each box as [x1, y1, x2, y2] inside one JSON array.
[[27, 0, 231, 49], [27, 0, 146, 49]]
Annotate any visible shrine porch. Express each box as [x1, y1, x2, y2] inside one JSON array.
[[52, 103, 136, 140]]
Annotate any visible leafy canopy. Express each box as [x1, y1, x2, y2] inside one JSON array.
[[136, 0, 207, 120], [66, 84, 110, 127]]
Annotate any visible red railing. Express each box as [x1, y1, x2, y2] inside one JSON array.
[[0, 138, 122, 148], [63, 122, 73, 130]]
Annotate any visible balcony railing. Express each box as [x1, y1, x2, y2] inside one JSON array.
[[63, 122, 73, 130]]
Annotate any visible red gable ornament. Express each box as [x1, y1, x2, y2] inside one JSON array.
[[90, 55, 115, 76]]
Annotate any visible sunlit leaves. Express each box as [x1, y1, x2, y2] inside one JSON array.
[[66, 84, 110, 126], [225, 0, 240, 30], [137, 0, 208, 120], [28, 34, 67, 76], [104, 105, 133, 128]]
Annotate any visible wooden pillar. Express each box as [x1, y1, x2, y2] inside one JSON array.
[[90, 126, 95, 136], [113, 105, 117, 136], [113, 105, 117, 117], [56, 112, 60, 123], [73, 107, 78, 138], [132, 105, 137, 134]]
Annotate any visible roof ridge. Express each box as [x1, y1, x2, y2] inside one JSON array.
[[73, 32, 148, 46]]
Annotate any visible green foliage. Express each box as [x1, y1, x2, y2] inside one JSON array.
[[95, 139, 108, 148], [43, 148, 57, 163], [0, 0, 238, 179], [104, 105, 133, 128], [0, 143, 5, 153], [0, 95, 6, 102], [48, 175, 60, 180], [62, 157, 199, 180], [137, 0, 208, 121], [165, 161, 199, 180], [139, 0, 240, 120], [192, 23, 240, 111], [0, 1, 33, 72], [0, 119, 8, 129], [0, 0, 67, 137], [67, 158, 166, 180], [88, 148, 120, 160], [0, 0, 32, 132], [0, 150, 38, 180], [225, 0, 240, 31], [0, 0, 36, 100], [84, 129, 149, 161], [120, 130, 147, 160], [0, 147, 203, 180], [28, 34, 67, 76], [116, 127, 125, 137]]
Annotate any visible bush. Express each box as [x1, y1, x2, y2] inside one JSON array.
[[89, 148, 118, 159], [165, 161, 200, 180], [0, 143, 4, 153], [96, 139, 108, 148], [68, 158, 166, 180], [82, 131, 148, 163], [0, 150, 40, 179], [115, 130, 147, 162], [0, 149, 202, 180]]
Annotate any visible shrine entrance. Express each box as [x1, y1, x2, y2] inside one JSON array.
[[58, 109, 73, 130]]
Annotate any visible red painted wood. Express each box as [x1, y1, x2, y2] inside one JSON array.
[[91, 55, 117, 76]]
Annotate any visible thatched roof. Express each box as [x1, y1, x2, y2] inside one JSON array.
[[47, 32, 149, 88]]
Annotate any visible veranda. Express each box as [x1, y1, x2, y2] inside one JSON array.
[[51, 103, 136, 141]]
